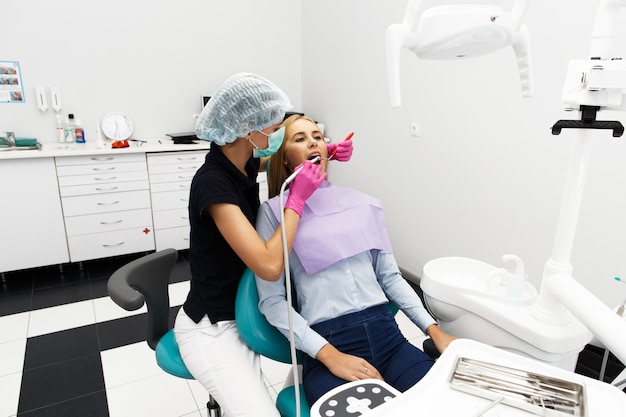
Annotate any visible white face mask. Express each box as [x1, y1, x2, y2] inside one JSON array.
[[250, 126, 285, 158]]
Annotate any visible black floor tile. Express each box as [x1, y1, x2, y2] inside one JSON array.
[[170, 258, 191, 284], [32, 263, 89, 291], [90, 277, 110, 299], [0, 291, 31, 316], [97, 314, 148, 351], [0, 268, 34, 294], [31, 281, 94, 310], [86, 253, 146, 281], [19, 353, 105, 414], [24, 325, 100, 370], [18, 391, 109, 417]]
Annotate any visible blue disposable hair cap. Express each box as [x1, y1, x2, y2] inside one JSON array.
[[195, 72, 292, 146]]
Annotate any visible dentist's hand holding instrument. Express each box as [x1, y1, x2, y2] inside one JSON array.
[[283, 158, 326, 216], [326, 131, 354, 161]]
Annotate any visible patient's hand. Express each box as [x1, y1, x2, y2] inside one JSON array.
[[316, 343, 383, 382], [426, 324, 457, 353]]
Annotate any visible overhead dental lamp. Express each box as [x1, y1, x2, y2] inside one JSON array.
[[386, 0, 534, 107]]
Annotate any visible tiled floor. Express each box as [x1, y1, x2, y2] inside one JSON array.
[[0, 250, 430, 417]]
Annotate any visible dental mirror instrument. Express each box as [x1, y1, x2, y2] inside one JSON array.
[[327, 131, 354, 161]]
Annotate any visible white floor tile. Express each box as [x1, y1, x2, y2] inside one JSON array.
[[93, 295, 146, 323], [0, 339, 26, 377], [395, 310, 426, 340], [186, 379, 211, 414], [0, 372, 21, 417], [27, 300, 95, 337], [169, 281, 190, 307], [0, 312, 28, 344], [180, 411, 202, 417], [106, 373, 198, 417], [101, 342, 162, 389], [261, 356, 291, 386]]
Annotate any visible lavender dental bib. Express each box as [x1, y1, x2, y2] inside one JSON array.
[[267, 182, 392, 275]]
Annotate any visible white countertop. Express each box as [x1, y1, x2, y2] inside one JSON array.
[[0, 139, 211, 160]]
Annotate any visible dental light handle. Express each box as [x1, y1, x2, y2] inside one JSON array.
[[513, 25, 534, 98], [386, 0, 532, 108]]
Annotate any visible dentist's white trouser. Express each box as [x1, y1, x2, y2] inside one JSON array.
[[174, 308, 280, 417]]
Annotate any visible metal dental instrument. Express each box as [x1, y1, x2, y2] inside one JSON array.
[[327, 131, 354, 161]]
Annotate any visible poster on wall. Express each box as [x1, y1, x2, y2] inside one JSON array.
[[0, 61, 25, 103]]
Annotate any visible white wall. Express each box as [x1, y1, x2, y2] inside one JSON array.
[[3, 0, 626, 310], [0, 0, 302, 141], [301, 0, 626, 308]]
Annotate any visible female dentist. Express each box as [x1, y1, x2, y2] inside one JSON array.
[[174, 73, 327, 417]]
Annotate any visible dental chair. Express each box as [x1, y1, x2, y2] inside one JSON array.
[[235, 267, 406, 417], [235, 267, 310, 417], [107, 248, 221, 417]]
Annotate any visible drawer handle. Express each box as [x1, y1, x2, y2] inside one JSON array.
[[91, 157, 114, 161], [178, 166, 198, 171], [176, 156, 198, 161], [95, 176, 117, 181], [97, 201, 120, 206], [180, 198, 188, 202], [179, 184, 188, 188], [178, 175, 194, 180], [96, 186, 119, 192], [102, 242, 125, 248], [100, 220, 123, 225], [183, 237, 190, 241], [93, 167, 116, 171], [181, 216, 189, 220]]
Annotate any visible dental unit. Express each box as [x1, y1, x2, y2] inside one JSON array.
[[387, 0, 626, 384]]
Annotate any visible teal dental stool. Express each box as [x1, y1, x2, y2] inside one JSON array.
[[107, 248, 221, 417], [235, 267, 400, 417]]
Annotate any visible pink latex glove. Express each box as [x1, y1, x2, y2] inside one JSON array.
[[326, 139, 353, 162], [285, 161, 326, 217]]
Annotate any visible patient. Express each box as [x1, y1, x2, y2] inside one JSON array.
[[255, 115, 456, 405]]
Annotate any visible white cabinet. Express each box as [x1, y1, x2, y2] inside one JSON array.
[[147, 151, 207, 251], [55, 154, 155, 262], [0, 158, 69, 272]]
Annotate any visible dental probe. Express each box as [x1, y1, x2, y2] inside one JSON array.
[[328, 131, 354, 160]]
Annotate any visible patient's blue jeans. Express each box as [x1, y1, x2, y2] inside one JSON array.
[[303, 304, 435, 405]]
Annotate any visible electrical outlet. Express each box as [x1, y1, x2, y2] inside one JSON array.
[[410, 122, 420, 137]]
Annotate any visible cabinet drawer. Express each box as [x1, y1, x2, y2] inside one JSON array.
[[155, 226, 190, 251], [61, 190, 151, 216], [151, 189, 189, 211], [57, 170, 148, 187], [56, 161, 147, 177], [148, 171, 196, 184], [64, 208, 153, 236], [56, 153, 145, 166], [60, 180, 149, 197], [150, 180, 191, 193], [153, 208, 189, 229], [67, 227, 155, 262], [148, 161, 203, 176], [147, 151, 207, 166]]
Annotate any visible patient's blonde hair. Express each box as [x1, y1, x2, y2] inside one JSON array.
[[267, 115, 325, 199]]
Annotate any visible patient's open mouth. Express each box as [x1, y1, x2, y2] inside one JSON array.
[[308, 155, 321, 164]]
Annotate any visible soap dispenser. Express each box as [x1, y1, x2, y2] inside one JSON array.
[[502, 254, 526, 298]]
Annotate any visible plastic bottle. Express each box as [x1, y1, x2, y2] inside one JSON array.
[[74, 118, 85, 143], [56, 115, 65, 143], [64, 115, 76, 143]]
